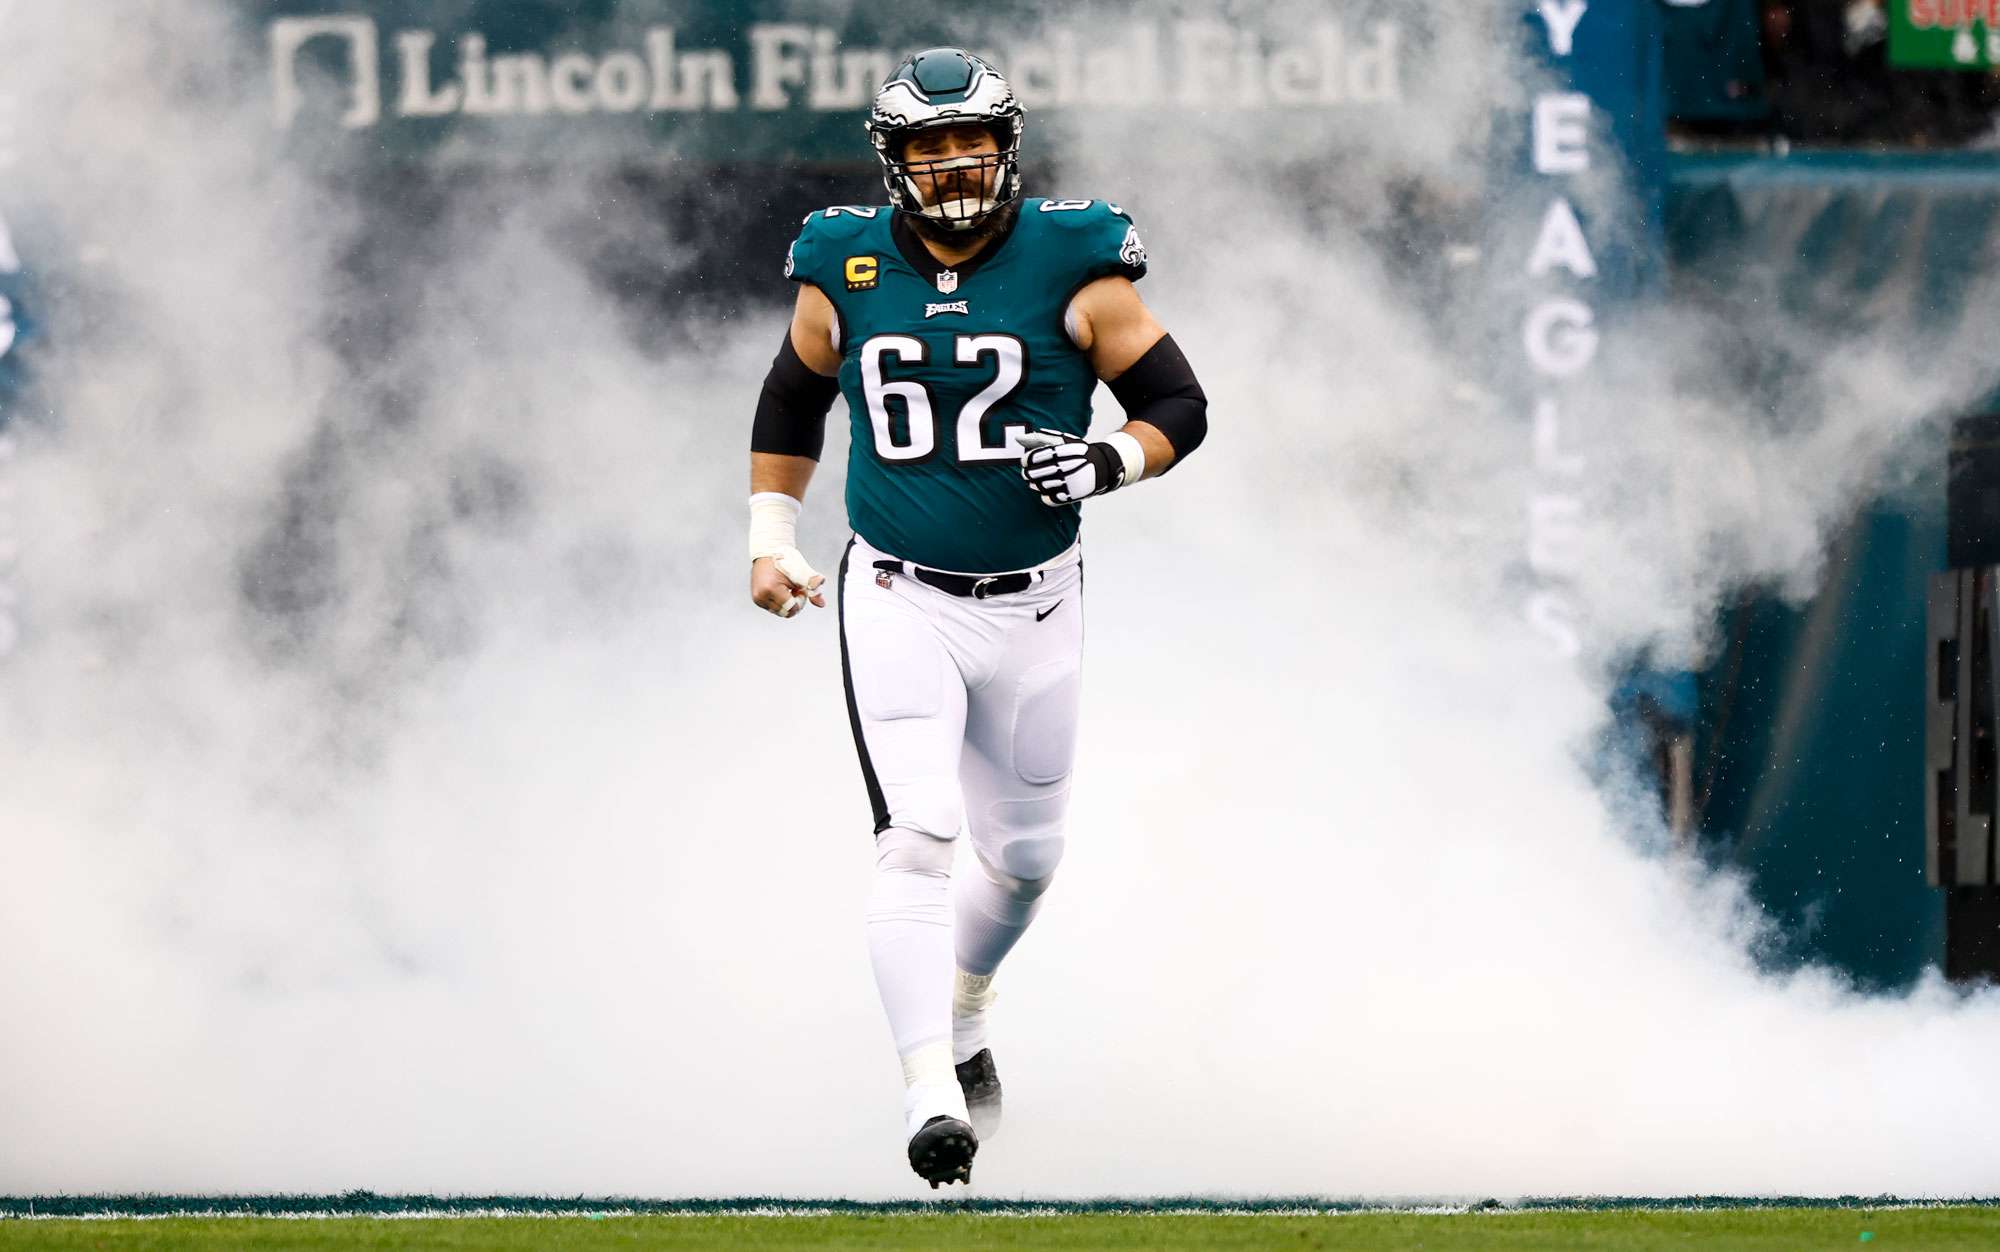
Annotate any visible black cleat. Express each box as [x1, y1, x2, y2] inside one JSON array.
[[955, 1048, 1002, 1140], [907, 1114, 977, 1188]]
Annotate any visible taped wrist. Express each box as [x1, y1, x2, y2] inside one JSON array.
[[1107, 334, 1207, 470], [751, 333, 840, 460], [1101, 430, 1147, 488], [748, 492, 802, 562]]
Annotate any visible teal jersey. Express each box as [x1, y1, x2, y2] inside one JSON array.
[[786, 198, 1147, 574]]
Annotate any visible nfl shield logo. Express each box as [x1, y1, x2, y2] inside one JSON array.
[[876, 570, 895, 590], [936, 269, 959, 295]]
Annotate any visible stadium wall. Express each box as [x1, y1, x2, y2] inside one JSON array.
[[1667, 151, 2000, 987]]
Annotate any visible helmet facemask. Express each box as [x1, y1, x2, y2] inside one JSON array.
[[875, 124, 1023, 233]]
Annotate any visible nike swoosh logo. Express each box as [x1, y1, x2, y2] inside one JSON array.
[[1035, 601, 1062, 622]]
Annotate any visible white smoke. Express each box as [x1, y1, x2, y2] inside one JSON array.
[[2, 0, 1998, 1200]]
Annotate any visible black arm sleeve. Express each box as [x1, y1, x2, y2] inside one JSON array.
[[1107, 334, 1207, 470], [751, 332, 841, 460]]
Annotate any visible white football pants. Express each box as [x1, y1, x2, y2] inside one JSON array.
[[841, 533, 1083, 1115]]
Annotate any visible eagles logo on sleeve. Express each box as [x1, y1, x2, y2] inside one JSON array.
[[1120, 224, 1147, 269]]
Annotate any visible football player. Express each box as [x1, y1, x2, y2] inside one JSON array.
[[746, 47, 1209, 1187]]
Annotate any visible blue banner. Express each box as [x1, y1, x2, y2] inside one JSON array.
[[1497, 1, 1668, 658]]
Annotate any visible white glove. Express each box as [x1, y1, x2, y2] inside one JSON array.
[[1017, 429, 1147, 508]]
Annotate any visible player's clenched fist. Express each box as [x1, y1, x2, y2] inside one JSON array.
[[751, 549, 826, 619], [748, 491, 825, 618]]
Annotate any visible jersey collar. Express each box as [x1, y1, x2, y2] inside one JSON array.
[[890, 204, 1020, 286]]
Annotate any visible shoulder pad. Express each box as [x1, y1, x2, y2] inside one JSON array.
[[1030, 198, 1130, 229], [1030, 198, 1147, 283], [786, 205, 890, 285]]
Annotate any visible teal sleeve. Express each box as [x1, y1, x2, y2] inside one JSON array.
[[1098, 203, 1148, 283], [786, 206, 888, 288], [1041, 200, 1147, 284], [784, 212, 821, 286]]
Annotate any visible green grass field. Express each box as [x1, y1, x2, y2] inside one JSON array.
[[4, 1200, 2000, 1250]]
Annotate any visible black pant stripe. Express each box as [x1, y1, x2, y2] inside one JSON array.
[[836, 538, 892, 836]]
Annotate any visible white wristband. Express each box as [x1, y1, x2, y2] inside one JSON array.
[[1105, 430, 1148, 488], [748, 492, 803, 562]]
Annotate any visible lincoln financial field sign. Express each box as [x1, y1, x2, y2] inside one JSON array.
[[264, 3, 1408, 159]]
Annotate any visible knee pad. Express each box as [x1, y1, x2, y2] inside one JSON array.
[[979, 860, 1055, 904], [980, 835, 1064, 890], [876, 826, 956, 877]]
